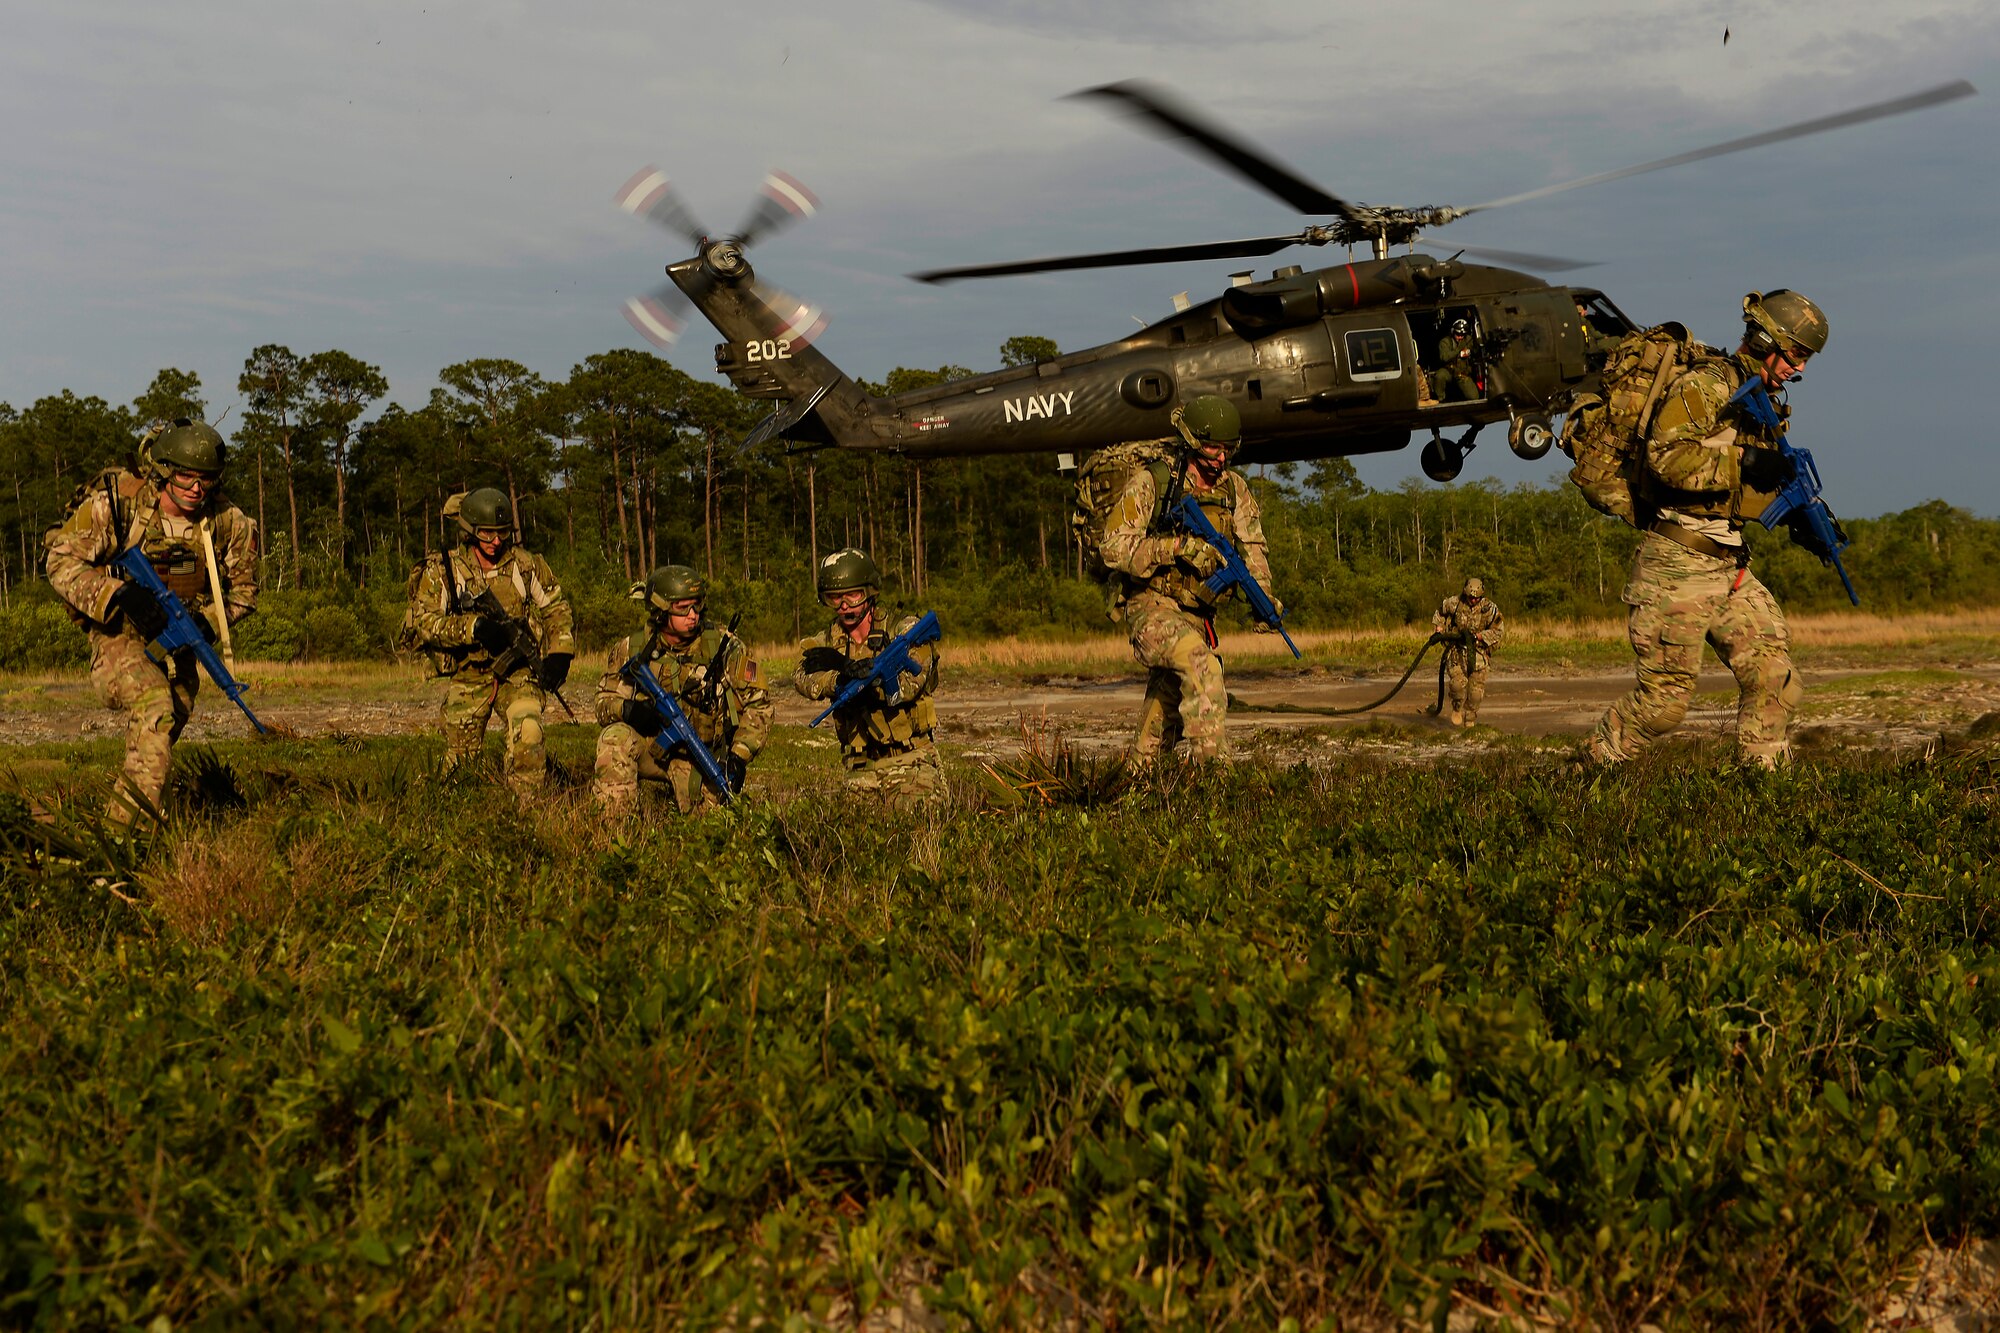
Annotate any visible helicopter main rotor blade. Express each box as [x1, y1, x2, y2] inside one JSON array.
[[1455, 244, 1597, 273], [911, 232, 1312, 284], [1070, 80, 1360, 221], [1465, 79, 1976, 213]]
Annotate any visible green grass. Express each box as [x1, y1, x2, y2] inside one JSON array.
[[3, 736, 1998, 1328]]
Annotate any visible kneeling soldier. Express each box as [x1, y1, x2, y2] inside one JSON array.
[[792, 548, 943, 807], [594, 565, 770, 813], [44, 418, 258, 826]]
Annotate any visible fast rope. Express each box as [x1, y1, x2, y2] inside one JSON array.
[[1226, 633, 1458, 718]]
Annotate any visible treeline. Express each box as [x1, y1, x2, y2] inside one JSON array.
[[2, 343, 1996, 668]]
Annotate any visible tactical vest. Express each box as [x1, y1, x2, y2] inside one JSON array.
[[54, 468, 217, 607], [1144, 481, 1240, 613], [650, 628, 741, 747], [817, 618, 938, 764]]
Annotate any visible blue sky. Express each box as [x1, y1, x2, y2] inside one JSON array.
[[2, 0, 1993, 513]]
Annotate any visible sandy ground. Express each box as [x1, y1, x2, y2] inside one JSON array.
[[9, 660, 1999, 760]]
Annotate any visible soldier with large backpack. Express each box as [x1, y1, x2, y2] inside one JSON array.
[[1085, 394, 1281, 764], [1568, 290, 1829, 768], [43, 419, 260, 828]]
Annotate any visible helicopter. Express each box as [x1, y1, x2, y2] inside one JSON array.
[[617, 78, 1974, 483]]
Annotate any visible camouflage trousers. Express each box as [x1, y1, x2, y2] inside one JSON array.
[[843, 740, 945, 810], [1590, 532, 1803, 769], [441, 671, 547, 794], [1124, 591, 1227, 762], [592, 723, 726, 815], [90, 628, 198, 825], [1442, 647, 1489, 725]]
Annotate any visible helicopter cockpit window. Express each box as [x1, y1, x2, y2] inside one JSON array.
[[1574, 293, 1634, 337], [1344, 328, 1402, 383]]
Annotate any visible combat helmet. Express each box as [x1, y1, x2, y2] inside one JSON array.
[[1743, 290, 1829, 362], [456, 487, 514, 543], [817, 548, 881, 604], [1462, 576, 1486, 600], [1173, 394, 1241, 448], [633, 564, 708, 617], [142, 418, 227, 482]]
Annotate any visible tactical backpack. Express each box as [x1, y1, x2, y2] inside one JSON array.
[[395, 552, 458, 677], [1560, 323, 1731, 528], [1071, 439, 1179, 581]]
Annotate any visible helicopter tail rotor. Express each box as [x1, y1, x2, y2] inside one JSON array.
[[734, 170, 821, 249], [617, 168, 825, 350], [622, 291, 688, 349], [752, 279, 829, 347], [613, 166, 713, 248]]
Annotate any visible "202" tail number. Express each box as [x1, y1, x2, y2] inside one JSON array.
[[743, 339, 793, 363]]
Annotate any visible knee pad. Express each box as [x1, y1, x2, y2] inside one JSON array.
[[514, 716, 544, 751], [1778, 669, 1805, 711], [1631, 691, 1691, 737]]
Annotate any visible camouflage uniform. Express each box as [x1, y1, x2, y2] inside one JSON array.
[[1590, 351, 1803, 768], [593, 626, 772, 813], [405, 545, 575, 793], [44, 469, 258, 822], [1101, 463, 1272, 762], [1432, 592, 1504, 725], [793, 614, 943, 807]]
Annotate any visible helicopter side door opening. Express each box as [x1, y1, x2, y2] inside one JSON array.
[[1414, 306, 1487, 406]]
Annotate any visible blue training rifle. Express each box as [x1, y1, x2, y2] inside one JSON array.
[[809, 610, 942, 728], [619, 649, 735, 804], [104, 490, 268, 733], [1728, 379, 1859, 605], [1169, 494, 1301, 658]]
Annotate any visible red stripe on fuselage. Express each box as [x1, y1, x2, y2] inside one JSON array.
[[1346, 263, 1360, 307]]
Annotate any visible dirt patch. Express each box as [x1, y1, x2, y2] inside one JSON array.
[[6, 663, 1998, 762]]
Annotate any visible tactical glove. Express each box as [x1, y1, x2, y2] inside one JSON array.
[[725, 745, 751, 793], [619, 699, 663, 738], [799, 646, 848, 676], [471, 614, 514, 655], [537, 652, 571, 692], [1177, 536, 1224, 580], [111, 583, 170, 641]]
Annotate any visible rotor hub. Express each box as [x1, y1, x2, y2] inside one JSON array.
[[706, 239, 750, 279]]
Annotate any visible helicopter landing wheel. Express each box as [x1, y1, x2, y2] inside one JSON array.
[[1420, 435, 1463, 483], [1508, 413, 1554, 461]]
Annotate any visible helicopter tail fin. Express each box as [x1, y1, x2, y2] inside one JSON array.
[[669, 249, 889, 451]]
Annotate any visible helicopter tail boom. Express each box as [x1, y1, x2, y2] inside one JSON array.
[[671, 246, 896, 452]]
